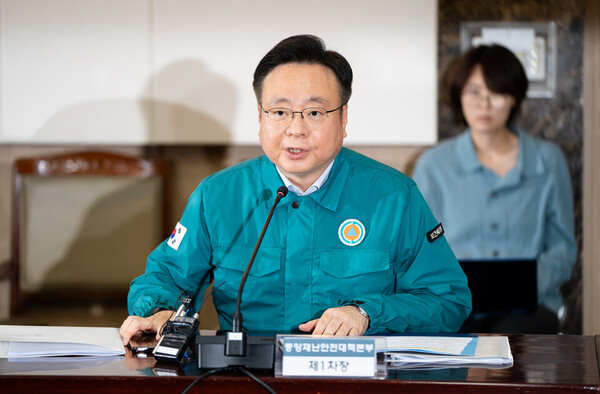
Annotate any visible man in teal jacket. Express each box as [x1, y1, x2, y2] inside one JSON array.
[[120, 35, 471, 345]]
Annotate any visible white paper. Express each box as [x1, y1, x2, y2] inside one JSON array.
[[8, 341, 124, 358], [382, 336, 475, 355], [386, 336, 512, 367], [0, 325, 125, 358], [0, 341, 8, 358]]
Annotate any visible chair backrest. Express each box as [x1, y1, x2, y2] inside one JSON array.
[[8, 151, 169, 315]]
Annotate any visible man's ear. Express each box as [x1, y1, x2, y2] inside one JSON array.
[[342, 104, 349, 139]]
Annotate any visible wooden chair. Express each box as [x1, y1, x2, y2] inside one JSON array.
[[0, 151, 169, 316]]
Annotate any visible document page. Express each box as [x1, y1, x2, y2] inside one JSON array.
[[0, 325, 125, 358], [383, 335, 476, 355], [383, 335, 512, 367]]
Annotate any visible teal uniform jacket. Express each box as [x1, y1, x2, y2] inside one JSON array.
[[128, 148, 472, 334]]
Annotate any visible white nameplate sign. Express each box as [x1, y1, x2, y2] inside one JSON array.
[[280, 336, 377, 377]]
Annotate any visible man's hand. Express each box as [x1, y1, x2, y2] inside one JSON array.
[[119, 310, 172, 346], [298, 305, 369, 336]]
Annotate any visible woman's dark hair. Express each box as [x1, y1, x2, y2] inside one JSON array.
[[253, 35, 353, 106], [446, 44, 528, 126]]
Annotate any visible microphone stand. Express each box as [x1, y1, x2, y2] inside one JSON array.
[[197, 186, 288, 369]]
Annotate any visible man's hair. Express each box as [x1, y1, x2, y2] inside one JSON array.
[[446, 44, 528, 126], [253, 35, 353, 106]]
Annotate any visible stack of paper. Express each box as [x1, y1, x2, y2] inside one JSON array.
[[381, 335, 513, 368], [0, 325, 125, 358]]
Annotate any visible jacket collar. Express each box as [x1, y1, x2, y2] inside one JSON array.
[[310, 148, 348, 212], [260, 148, 348, 212]]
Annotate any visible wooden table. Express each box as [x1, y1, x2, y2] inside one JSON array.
[[1, 334, 599, 393]]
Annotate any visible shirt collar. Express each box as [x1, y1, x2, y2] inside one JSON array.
[[456, 126, 546, 188], [518, 127, 546, 176], [455, 129, 482, 173], [276, 159, 335, 197], [456, 126, 531, 172], [260, 149, 348, 212]]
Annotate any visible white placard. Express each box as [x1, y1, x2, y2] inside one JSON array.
[[279, 337, 377, 377], [283, 356, 375, 377]]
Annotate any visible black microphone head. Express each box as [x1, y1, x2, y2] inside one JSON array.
[[277, 186, 288, 198]]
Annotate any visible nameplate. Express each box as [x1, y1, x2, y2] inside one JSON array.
[[278, 336, 377, 377]]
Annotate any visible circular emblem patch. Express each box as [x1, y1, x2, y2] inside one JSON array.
[[338, 219, 365, 247]]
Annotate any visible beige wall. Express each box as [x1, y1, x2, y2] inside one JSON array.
[[0, 0, 437, 146]]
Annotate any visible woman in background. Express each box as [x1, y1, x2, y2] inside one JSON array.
[[412, 44, 577, 333]]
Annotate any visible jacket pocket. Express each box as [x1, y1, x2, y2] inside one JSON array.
[[213, 245, 281, 277], [211, 245, 284, 320], [312, 249, 392, 309], [318, 249, 390, 278]]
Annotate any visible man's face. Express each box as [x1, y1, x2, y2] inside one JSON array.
[[258, 63, 347, 191]]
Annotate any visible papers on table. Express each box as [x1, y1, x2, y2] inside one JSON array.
[[382, 335, 513, 368], [384, 335, 477, 356], [0, 325, 125, 358]]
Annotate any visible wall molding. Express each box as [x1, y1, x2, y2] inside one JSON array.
[[583, 0, 600, 335]]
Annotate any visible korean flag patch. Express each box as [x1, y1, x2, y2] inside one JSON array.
[[426, 223, 444, 243], [168, 222, 187, 251]]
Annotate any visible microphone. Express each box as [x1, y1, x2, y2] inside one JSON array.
[[231, 186, 288, 335], [197, 186, 288, 369]]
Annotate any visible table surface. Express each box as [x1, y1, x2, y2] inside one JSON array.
[[1, 334, 599, 393]]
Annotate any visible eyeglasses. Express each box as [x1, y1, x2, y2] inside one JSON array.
[[461, 89, 512, 109], [260, 104, 343, 128]]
